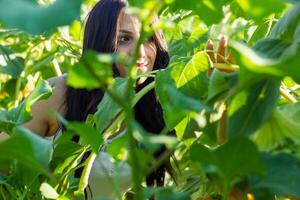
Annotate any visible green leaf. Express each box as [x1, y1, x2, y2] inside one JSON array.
[[50, 137, 84, 175], [106, 133, 128, 160], [94, 78, 131, 134], [175, 114, 198, 140], [0, 0, 83, 34], [155, 52, 210, 129], [0, 79, 52, 134], [26, 51, 56, 75], [206, 69, 238, 104], [13, 126, 52, 169], [171, 52, 210, 99], [269, 4, 300, 41], [250, 153, 300, 197], [253, 38, 292, 58], [166, 0, 225, 25], [0, 129, 51, 176], [253, 103, 300, 151], [67, 122, 103, 153], [156, 187, 190, 200], [228, 79, 280, 136], [0, 57, 24, 78], [0, 45, 14, 55], [235, 0, 284, 23], [189, 136, 265, 185], [67, 51, 115, 89], [166, 15, 208, 59], [230, 40, 300, 83]]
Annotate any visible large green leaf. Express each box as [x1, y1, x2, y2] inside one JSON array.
[[231, 40, 300, 83], [50, 135, 85, 175], [166, 0, 226, 25], [0, 79, 52, 134], [206, 69, 238, 104], [253, 103, 300, 151], [67, 51, 115, 89], [94, 78, 131, 134], [0, 57, 24, 78], [155, 52, 210, 129], [13, 126, 52, 169], [250, 153, 300, 197], [228, 79, 280, 136], [234, 0, 284, 23], [269, 4, 300, 41], [0, 0, 83, 34], [0, 128, 51, 176], [189, 136, 265, 186], [67, 122, 103, 153], [171, 52, 210, 100], [166, 15, 208, 60]]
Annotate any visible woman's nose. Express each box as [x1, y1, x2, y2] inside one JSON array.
[[137, 44, 146, 60]]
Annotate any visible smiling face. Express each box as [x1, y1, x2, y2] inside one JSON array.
[[115, 11, 157, 84]]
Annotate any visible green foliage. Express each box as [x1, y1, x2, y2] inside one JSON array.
[[155, 52, 210, 129], [0, 0, 83, 34], [1, 0, 300, 199], [68, 122, 103, 153], [189, 136, 265, 191], [250, 153, 300, 198], [228, 79, 281, 136], [0, 127, 52, 176], [94, 78, 131, 134], [67, 51, 116, 89], [0, 79, 52, 134]]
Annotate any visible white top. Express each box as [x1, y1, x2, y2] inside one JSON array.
[[46, 129, 132, 199]]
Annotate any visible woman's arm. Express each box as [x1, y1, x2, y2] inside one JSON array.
[[0, 76, 66, 140], [23, 76, 66, 137], [0, 132, 9, 141]]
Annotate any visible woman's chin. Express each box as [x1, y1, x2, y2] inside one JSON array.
[[137, 76, 147, 85]]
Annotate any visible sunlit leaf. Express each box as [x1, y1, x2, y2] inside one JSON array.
[[68, 122, 103, 153], [0, 79, 52, 134], [0, 57, 24, 78], [228, 79, 280, 136], [156, 52, 210, 129], [253, 103, 300, 151], [250, 153, 300, 197], [0, 0, 83, 34], [189, 136, 265, 184], [67, 51, 115, 89], [94, 78, 131, 134]]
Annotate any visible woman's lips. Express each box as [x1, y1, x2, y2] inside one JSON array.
[[136, 59, 149, 72], [136, 64, 148, 72]]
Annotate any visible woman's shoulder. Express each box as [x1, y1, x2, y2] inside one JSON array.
[[45, 75, 68, 135], [23, 75, 67, 137], [47, 74, 67, 103]]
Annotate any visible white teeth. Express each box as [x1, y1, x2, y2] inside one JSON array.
[[137, 58, 148, 67], [142, 60, 148, 66]]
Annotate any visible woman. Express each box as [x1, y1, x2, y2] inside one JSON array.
[[0, 0, 231, 198], [0, 0, 172, 198]]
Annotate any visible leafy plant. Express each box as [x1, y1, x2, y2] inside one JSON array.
[[1, 0, 300, 200]]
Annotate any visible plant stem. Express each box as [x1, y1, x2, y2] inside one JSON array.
[[75, 151, 97, 197], [280, 87, 297, 103], [218, 103, 228, 144]]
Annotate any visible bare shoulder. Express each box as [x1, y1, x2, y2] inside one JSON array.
[[23, 75, 67, 137], [47, 75, 67, 109]]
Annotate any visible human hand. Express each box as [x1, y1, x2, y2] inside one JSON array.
[[206, 36, 238, 77]]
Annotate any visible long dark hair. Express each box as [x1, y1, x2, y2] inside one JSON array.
[[64, 0, 173, 191]]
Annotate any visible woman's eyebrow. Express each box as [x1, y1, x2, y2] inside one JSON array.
[[119, 29, 133, 34]]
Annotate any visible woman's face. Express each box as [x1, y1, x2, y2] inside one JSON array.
[[115, 11, 157, 84]]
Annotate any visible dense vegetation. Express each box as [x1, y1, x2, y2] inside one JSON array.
[[1, 0, 300, 199]]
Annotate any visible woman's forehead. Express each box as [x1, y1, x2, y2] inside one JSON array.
[[118, 12, 141, 34]]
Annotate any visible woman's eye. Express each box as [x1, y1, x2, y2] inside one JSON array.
[[118, 36, 131, 44]]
